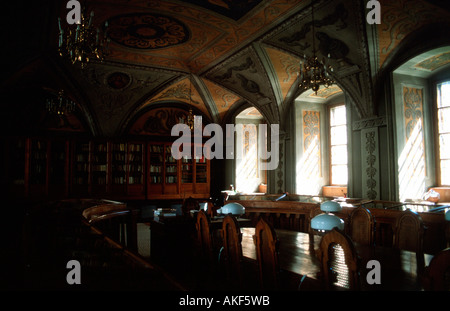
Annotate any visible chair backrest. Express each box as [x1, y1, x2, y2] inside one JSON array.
[[316, 228, 360, 290], [253, 217, 280, 290], [308, 205, 323, 244], [422, 248, 450, 291], [309, 205, 323, 223], [393, 209, 424, 253], [348, 207, 374, 246], [182, 197, 199, 216], [221, 215, 243, 286], [196, 210, 213, 260]]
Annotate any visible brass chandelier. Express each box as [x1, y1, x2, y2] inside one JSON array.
[[58, 8, 110, 68], [298, 0, 334, 94], [179, 76, 196, 130], [46, 90, 76, 115], [186, 108, 195, 130]]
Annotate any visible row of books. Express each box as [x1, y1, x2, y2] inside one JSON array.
[[112, 176, 143, 184], [112, 143, 142, 152]]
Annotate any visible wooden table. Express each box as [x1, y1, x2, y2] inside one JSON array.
[[210, 216, 253, 229], [241, 227, 434, 291]]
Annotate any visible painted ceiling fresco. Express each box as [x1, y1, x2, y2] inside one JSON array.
[[3, 0, 450, 136]]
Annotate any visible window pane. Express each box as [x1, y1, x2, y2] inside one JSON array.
[[438, 82, 450, 108], [332, 165, 348, 185], [330, 106, 346, 126], [438, 107, 450, 133], [439, 133, 450, 160], [331, 145, 348, 165], [331, 125, 347, 145], [440, 159, 450, 185], [437, 82, 450, 186]]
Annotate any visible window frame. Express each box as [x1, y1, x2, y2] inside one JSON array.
[[434, 79, 450, 187], [328, 103, 348, 186]]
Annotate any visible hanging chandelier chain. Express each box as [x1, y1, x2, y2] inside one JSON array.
[[311, 0, 316, 58], [298, 0, 334, 95]]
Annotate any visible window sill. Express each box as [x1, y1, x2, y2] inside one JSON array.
[[323, 186, 347, 197], [428, 187, 450, 202]]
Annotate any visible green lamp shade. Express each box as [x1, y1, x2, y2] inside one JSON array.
[[310, 213, 344, 231]]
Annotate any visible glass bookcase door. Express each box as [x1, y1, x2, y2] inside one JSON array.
[[128, 143, 143, 185], [72, 141, 90, 186], [195, 155, 207, 183], [165, 145, 177, 184], [92, 142, 108, 186], [149, 144, 163, 184], [112, 143, 127, 185], [181, 155, 193, 183]]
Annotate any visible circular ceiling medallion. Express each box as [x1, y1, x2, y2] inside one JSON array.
[[106, 72, 131, 90], [107, 13, 190, 49]]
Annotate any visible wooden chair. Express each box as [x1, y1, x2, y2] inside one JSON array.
[[308, 205, 323, 244], [316, 228, 360, 290], [253, 217, 280, 290], [347, 207, 374, 246], [195, 210, 213, 261], [422, 248, 450, 291], [221, 215, 243, 288], [393, 209, 424, 254], [182, 196, 199, 217]]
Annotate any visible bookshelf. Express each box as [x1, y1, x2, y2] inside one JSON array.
[[90, 141, 109, 196], [111, 142, 127, 193], [148, 143, 164, 196], [147, 142, 210, 199], [71, 140, 90, 196], [128, 143, 143, 185], [164, 144, 178, 195], [127, 142, 144, 198], [181, 156, 193, 183], [3, 137, 209, 201]]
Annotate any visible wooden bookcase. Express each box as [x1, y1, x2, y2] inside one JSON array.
[[109, 141, 146, 199], [3, 137, 210, 201], [111, 142, 127, 197], [71, 140, 90, 197], [146, 142, 210, 200], [126, 142, 145, 198], [91, 141, 108, 196], [147, 143, 164, 197]]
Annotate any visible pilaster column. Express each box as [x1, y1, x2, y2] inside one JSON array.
[[352, 116, 387, 200]]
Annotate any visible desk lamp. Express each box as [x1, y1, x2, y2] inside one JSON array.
[[310, 201, 344, 232], [217, 202, 245, 216]]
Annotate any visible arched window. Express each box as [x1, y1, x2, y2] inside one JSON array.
[[329, 104, 348, 185], [235, 107, 267, 194], [295, 85, 347, 195], [392, 46, 450, 201]]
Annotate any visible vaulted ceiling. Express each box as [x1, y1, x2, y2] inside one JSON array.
[[2, 0, 450, 137]]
